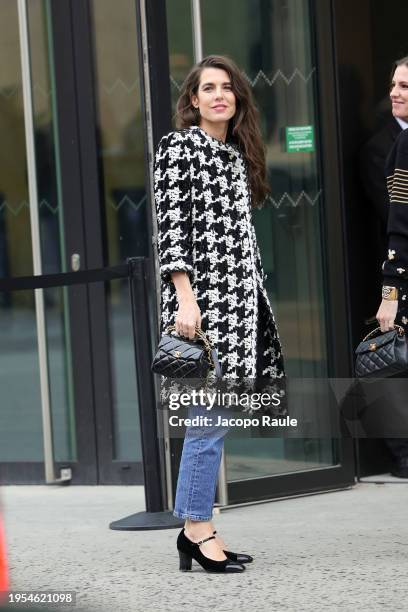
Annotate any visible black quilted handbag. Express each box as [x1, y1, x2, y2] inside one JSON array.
[[355, 325, 408, 378], [151, 325, 222, 379]]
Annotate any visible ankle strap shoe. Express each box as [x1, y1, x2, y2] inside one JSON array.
[[177, 529, 245, 573]]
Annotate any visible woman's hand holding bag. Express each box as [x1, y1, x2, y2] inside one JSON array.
[[376, 298, 399, 333], [175, 299, 202, 340], [170, 271, 202, 339]]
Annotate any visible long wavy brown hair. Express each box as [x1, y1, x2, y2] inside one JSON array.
[[175, 55, 269, 208]]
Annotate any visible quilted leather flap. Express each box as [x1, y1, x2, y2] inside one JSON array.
[[158, 334, 207, 359], [355, 329, 400, 355]]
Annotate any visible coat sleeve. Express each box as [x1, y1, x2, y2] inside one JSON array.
[[154, 132, 194, 284], [382, 130, 408, 290]]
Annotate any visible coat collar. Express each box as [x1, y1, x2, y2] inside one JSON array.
[[188, 125, 239, 157], [395, 116, 408, 131]]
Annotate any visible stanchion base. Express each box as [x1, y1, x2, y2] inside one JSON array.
[[109, 511, 184, 531]]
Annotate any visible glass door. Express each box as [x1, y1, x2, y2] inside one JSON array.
[[85, 0, 148, 482], [0, 0, 158, 485], [165, 0, 354, 504], [88, 0, 146, 470], [0, 0, 89, 483], [42, 0, 147, 484]]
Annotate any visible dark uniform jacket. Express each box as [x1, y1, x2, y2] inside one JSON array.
[[382, 127, 408, 292], [360, 118, 402, 262], [360, 118, 402, 227]]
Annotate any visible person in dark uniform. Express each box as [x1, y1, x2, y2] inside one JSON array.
[[360, 114, 402, 258], [371, 56, 408, 478]]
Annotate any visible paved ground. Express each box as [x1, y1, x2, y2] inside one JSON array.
[[2, 483, 408, 612]]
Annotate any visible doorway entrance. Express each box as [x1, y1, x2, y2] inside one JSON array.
[[1, 0, 356, 498], [0, 0, 150, 485], [164, 0, 355, 505]]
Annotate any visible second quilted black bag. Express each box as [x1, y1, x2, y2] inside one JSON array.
[[355, 325, 408, 378], [151, 325, 222, 380]]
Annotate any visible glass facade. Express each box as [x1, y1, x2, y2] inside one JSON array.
[[0, 0, 354, 495], [0, 0, 75, 463]]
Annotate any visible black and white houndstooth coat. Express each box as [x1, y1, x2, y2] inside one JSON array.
[[154, 125, 284, 380]]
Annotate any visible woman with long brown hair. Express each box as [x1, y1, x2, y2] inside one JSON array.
[[154, 55, 285, 573]]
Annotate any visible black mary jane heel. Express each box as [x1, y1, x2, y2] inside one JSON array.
[[177, 529, 245, 573]]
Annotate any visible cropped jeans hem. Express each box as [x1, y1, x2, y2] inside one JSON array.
[[173, 403, 230, 521], [172, 509, 213, 521]]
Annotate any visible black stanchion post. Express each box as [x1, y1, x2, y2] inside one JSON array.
[[109, 257, 183, 530]]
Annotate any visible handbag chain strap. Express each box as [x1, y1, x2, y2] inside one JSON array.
[[165, 324, 215, 367], [362, 324, 405, 343]]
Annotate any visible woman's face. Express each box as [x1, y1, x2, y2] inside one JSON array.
[[390, 65, 408, 122], [191, 67, 236, 126]]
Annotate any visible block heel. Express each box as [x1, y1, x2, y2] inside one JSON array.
[[179, 550, 192, 571]]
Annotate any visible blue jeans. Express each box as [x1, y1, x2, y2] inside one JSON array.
[[173, 403, 230, 521]]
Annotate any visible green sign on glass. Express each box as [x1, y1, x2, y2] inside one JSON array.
[[285, 125, 315, 153]]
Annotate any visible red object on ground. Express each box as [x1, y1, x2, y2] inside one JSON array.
[[0, 515, 8, 596]]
